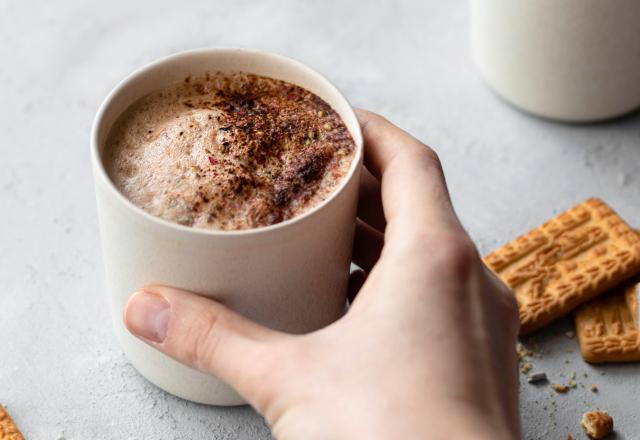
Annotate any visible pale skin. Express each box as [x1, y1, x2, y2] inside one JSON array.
[[124, 109, 521, 440]]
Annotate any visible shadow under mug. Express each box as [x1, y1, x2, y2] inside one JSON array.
[[90, 48, 363, 405]]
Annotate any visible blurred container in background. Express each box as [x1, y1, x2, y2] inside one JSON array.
[[471, 0, 640, 122]]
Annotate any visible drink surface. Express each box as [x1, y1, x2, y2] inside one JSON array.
[[105, 72, 356, 230]]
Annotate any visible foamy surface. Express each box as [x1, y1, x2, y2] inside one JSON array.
[[104, 72, 355, 230]]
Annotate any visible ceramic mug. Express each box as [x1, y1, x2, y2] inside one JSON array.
[[471, 0, 640, 122], [91, 48, 363, 405]]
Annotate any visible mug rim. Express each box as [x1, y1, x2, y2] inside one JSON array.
[[90, 47, 364, 237]]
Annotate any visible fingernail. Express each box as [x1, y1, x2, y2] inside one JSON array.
[[124, 291, 170, 343]]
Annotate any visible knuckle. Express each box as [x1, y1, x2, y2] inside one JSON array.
[[419, 147, 442, 171], [487, 273, 520, 334], [428, 234, 479, 279], [403, 143, 442, 169], [358, 109, 383, 130], [386, 230, 479, 281], [365, 111, 391, 127], [181, 307, 226, 373], [398, 145, 442, 172], [502, 288, 518, 314], [501, 289, 521, 332]]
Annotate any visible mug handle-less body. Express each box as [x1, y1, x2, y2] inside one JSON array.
[[91, 48, 363, 405]]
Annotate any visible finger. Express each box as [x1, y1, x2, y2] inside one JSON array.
[[123, 285, 288, 401], [352, 218, 384, 272], [357, 167, 386, 232], [355, 109, 461, 233], [347, 269, 367, 304]]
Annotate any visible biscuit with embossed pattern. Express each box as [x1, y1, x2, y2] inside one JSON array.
[[574, 278, 640, 363], [484, 198, 640, 335], [0, 405, 25, 440]]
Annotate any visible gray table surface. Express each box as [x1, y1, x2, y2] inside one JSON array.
[[1, 0, 639, 439]]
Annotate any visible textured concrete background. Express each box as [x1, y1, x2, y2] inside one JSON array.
[[1, 0, 639, 439]]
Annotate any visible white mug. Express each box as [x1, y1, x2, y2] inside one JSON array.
[[471, 0, 640, 122], [91, 48, 363, 405]]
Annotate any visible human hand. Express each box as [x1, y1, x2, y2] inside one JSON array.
[[123, 109, 521, 440]]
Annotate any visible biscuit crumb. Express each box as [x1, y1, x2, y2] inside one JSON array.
[[567, 434, 574, 440], [591, 384, 599, 393], [582, 411, 613, 439], [552, 383, 569, 393], [528, 372, 547, 383], [516, 343, 530, 360], [517, 342, 541, 375], [517, 342, 542, 359]]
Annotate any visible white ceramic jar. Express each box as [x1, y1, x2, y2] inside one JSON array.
[[91, 49, 363, 405], [471, 0, 640, 122]]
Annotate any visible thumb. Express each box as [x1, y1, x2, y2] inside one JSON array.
[[123, 285, 288, 403]]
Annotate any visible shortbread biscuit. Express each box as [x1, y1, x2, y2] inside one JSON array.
[[574, 278, 640, 363], [581, 411, 613, 439], [0, 405, 25, 440], [484, 198, 640, 335]]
